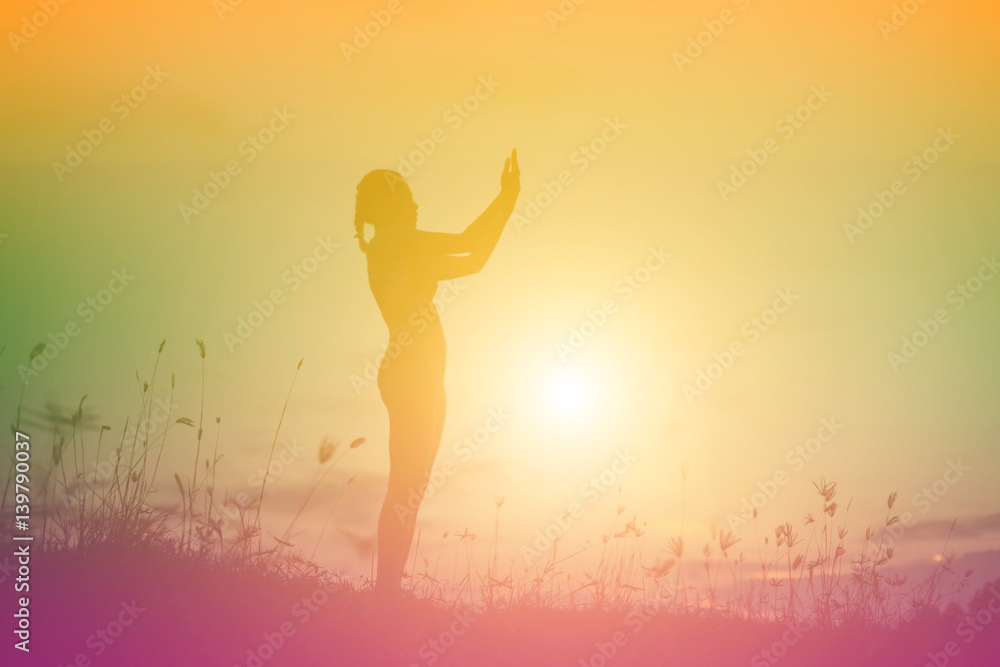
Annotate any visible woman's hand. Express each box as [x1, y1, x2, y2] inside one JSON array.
[[500, 148, 520, 197]]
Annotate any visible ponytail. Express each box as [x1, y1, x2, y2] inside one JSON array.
[[354, 203, 369, 253]]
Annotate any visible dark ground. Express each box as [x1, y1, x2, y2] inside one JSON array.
[[6, 547, 999, 667]]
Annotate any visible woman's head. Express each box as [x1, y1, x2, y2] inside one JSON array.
[[353, 170, 419, 252]]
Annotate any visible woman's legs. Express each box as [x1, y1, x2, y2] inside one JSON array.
[[375, 377, 446, 593]]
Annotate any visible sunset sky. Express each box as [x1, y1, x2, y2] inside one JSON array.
[[1, 0, 998, 591]]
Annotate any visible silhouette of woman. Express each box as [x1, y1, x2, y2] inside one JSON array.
[[353, 149, 520, 593]]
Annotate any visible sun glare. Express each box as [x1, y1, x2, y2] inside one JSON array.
[[544, 366, 594, 417], [492, 340, 638, 464]]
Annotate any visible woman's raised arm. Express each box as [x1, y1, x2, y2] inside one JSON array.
[[409, 149, 520, 261], [422, 150, 519, 278]]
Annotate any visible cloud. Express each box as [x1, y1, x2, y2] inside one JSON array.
[[971, 513, 1000, 532], [902, 513, 1000, 541]]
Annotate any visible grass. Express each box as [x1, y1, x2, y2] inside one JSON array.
[[1, 340, 995, 666]]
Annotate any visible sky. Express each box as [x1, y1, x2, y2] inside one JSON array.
[[1, 0, 998, 592]]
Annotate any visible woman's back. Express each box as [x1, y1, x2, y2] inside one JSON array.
[[366, 227, 446, 369]]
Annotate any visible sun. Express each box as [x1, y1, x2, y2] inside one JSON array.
[[523, 357, 627, 447], [486, 340, 639, 464], [542, 365, 595, 419]]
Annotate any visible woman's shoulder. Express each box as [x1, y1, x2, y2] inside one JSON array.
[[375, 225, 418, 240], [369, 226, 400, 246], [367, 232, 417, 277], [370, 227, 422, 259]]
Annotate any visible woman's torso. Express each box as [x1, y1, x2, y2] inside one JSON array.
[[366, 229, 446, 381]]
